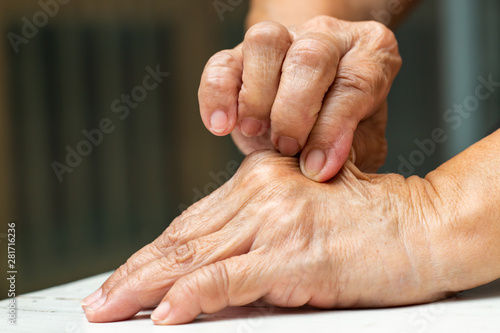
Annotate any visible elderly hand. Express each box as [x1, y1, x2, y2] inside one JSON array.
[[199, 16, 402, 182], [82, 150, 459, 325]]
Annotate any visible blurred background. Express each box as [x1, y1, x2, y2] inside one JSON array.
[[0, 0, 498, 295]]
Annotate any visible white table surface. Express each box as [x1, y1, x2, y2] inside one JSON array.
[[1, 272, 500, 333]]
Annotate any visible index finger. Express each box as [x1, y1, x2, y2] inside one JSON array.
[[83, 220, 257, 323], [270, 31, 346, 156], [199, 46, 243, 136], [81, 182, 237, 307]]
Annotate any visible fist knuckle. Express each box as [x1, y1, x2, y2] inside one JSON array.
[[307, 15, 341, 30], [203, 50, 241, 92], [245, 22, 290, 49], [208, 50, 240, 69], [289, 37, 336, 74], [335, 68, 376, 102], [366, 20, 391, 41], [312, 15, 334, 25], [364, 21, 400, 57], [384, 28, 398, 49], [356, 22, 402, 83]]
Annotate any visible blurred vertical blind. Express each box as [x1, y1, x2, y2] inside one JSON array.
[[8, 21, 175, 290], [0, 0, 246, 293], [382, 0, 499, 175], [439, 0, 500, 159]]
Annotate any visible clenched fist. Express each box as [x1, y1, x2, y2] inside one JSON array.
[[199, 16, 402, 181]]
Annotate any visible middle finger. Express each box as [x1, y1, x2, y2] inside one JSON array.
[[237, 21, 292, 137], [83, 216, 258, 323]]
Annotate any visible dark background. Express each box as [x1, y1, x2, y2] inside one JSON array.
[[0, 0, 498, 295]]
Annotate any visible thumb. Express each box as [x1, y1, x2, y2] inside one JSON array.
[[151, 251, 269, 325], [299, 88, 363, 182]]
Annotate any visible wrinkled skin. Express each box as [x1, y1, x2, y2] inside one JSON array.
[[199, 16, 402, 182], [82, 150, 451, 325]]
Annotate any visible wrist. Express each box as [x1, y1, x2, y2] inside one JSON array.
[[423, 166, 500, 292], [246, 0, 419, 29], [247, 0, 356, 28], [382, 131, 500, 297], [373, 173, 450, 298], [422, 131, 500, 291]]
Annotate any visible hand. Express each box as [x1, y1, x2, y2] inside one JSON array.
[[198, 16, 402, 181], [82, 150, 454, 325]]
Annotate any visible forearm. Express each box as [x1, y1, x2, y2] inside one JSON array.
[[247, 0, 420, 28], [425, 129, 500, 291]]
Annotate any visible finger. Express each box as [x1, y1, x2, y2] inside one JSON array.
[[270, 32, 343, 156], [230, 128, 274, 155], [151, 250, 270, 325], [237, 22, 291, 137], [82, 181, 239, 306], [199, 46, 243, 136], [299, 82, 366, 182], [300, 23, 400, 182], [83, 221, 257, 323]]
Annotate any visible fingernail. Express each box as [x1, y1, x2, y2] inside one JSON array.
[[210, 110, 229, 134], [278, 136, 300, 156], [151, 301, 171, 322], [81, 288, 102, 307], [304, 149, 326, 176], [84, 293, 107, 312], [240, 118, 262, 137]]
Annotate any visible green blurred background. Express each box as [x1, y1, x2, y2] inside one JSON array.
[[0, 0, 498, 295]]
